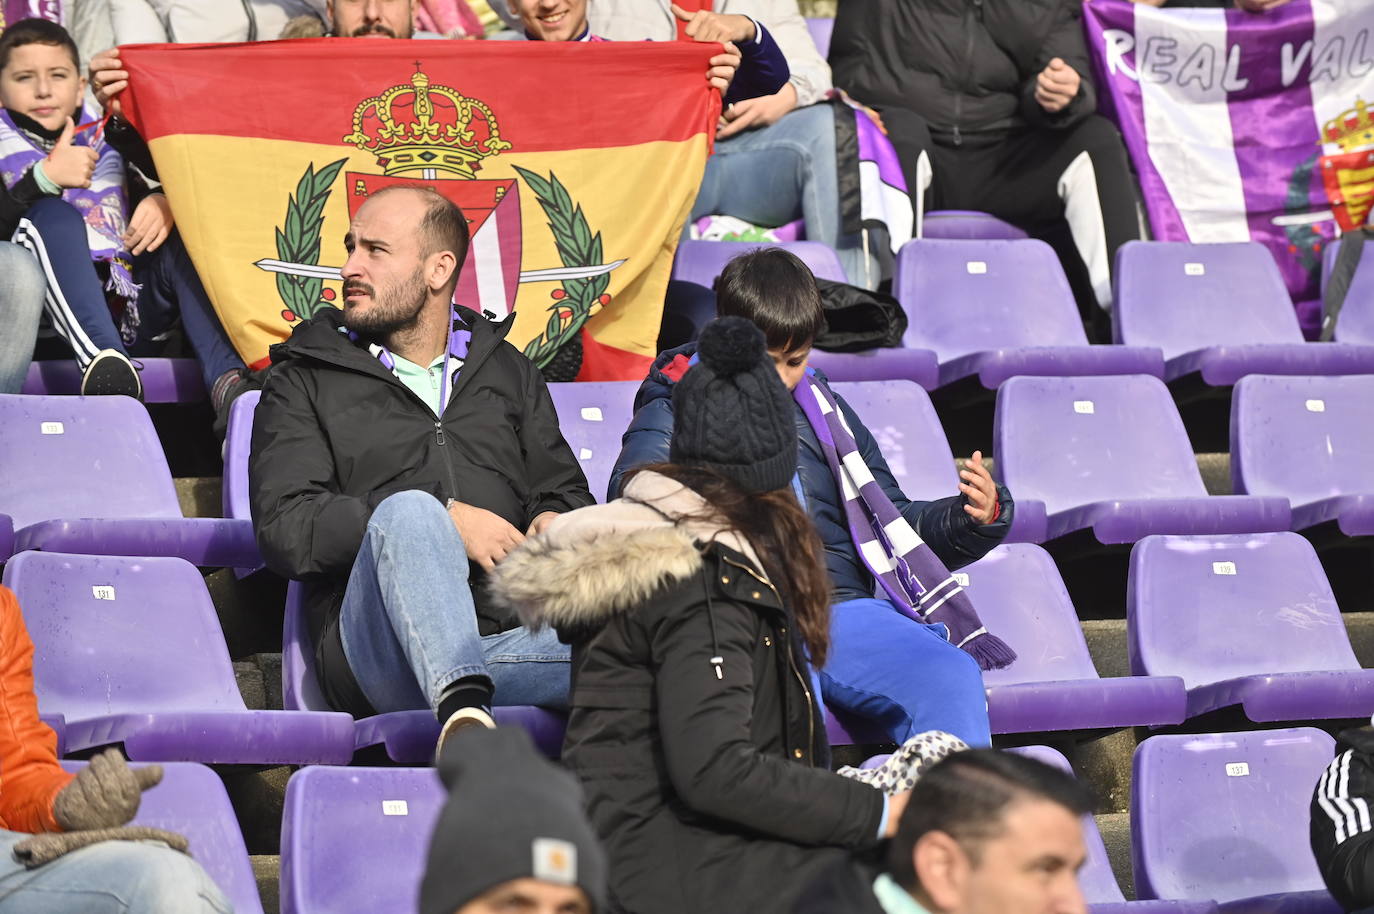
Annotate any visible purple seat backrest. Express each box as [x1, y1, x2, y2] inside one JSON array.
[[1114, 241, 1301, 357], [62, 760, 265, 914], [921, 211, 1029, 241], [829, 380, 957, 500], [994, 375, 1206, 516], [1127, 533, 1358, 689], [1133, 727, 1335, 903], [963, 545, 1101, 685], [283, 581, 331, 713], [671, 240, 848, 287], [2, 552, 246, 716], [1320, 240, 1374, 345], [1231, 374, 1374, 503], [282, 765, 445, 914], [805, 17, 833, 56], [0, 394, 182, 529], [893, 239, 1087, 360], [1010, 746, 1124, 904], [222, 390, 262, 521], [547, 381, 639, 503]]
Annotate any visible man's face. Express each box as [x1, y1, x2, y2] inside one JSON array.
[[769, 344, 811, 392], [0, 42, 84, 132], [328, 0, 415, 38], [341, 192, 431, 338], [929, 800, 1088, 914], [509, 0, 588, 41], [455, 878, 592, 914]]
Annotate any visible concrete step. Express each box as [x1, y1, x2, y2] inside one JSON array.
[[252, 855, 281, 914]]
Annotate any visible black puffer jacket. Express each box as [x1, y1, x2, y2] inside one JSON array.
[[491, 472, 886, 914], [829, 0, 1097, 141], [609, 344, 1012, 601], [249, 305, 592, 713]]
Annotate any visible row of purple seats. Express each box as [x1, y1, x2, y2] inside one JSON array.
[[21, 358, 207, 403]]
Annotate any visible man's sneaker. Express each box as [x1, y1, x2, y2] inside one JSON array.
[[435, 706, 497, 765], [80, 349, 143, 400]]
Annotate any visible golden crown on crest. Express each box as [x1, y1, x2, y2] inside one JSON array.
[[1324, 99, 1374, 153], [342, 64, 513, 178]]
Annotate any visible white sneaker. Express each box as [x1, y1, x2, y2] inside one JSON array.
[[434, 706, 497, 765], [80, 349, 143, 400]]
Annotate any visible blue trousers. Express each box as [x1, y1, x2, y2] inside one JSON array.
[[0, 831, 229, 913], [12, 198, 242, 388], [820, 598, 992, 747], [339, 491, 570, 713], [0, 244, 44, 394]]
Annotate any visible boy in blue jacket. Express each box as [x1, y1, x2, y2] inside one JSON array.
[[610, 248, 1015, 746]]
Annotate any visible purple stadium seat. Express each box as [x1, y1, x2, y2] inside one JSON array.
[[671, 239, 848, 286], [62, 760, 264, 914], [831, 380, 1047, 543], [894, 240, 1165, 389], [1132, 728, 1341, 914], [281, 583, 568, 763], [805, 16, 833, 56], [222, 389, 261, 522], [1231, 375, 1374, 536], [1320, 241, 1374, 345], [3, 551, 355, 764], [0, 513, 11, 563], [1114, 241, 1374, 385], [21, 357, 207, 403], [547, 381, 638, 504], [808, 349, 941, 391], [1128, 533, 1374, 723], [969, 545, 1186, 733], [921, 210, 1029, 241], [281, 765, 443, 914], [0, 394, 259, 568], [994, 376, 1291, 544], [1012, 746, 1218, 914]]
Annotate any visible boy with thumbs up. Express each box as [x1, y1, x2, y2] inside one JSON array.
[[0, 17, 245, 407]]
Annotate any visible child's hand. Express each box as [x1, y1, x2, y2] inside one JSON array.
[[123, 193, 173, 255], [958, 450, 1001, 525], [43, 119, 98, 189]]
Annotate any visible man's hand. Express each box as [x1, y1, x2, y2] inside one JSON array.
[[123, 193, 173, 255], [526, 511, 560, 538], [671, 3, 756, 43], [53, 748, 162, 832], [959, 451, 1000, 525], [707, 44, 742, 94], [89, 48, 127, 116], [884, 791, 911, 837], [43, 119, 98, 189], [448, 501, 525, 572], [718, 82, 798, 140], [1034, 58, 1081, 114]]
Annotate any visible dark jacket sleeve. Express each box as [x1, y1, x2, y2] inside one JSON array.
[[515, 355, 595, 522], [608, 396, 674, 501], [248, 365, 379, 579], [722, 23, 791, 107], [836, 394, 1011, 571], [0, 170, 58, 238], [652, 594, 885, 849], [1313, 744, 1374, 911], [1018, 0, 1097, 130]]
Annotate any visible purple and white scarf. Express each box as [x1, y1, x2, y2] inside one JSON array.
[[795, 375, 1015, 672]]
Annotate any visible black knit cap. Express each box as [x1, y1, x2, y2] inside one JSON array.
[[670, 316, 798, 494], [420, 728, 607, 914]]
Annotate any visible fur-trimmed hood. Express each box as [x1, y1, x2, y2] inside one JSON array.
[[488, 472, 762, 630]]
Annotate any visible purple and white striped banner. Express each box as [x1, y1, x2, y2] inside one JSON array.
[[1084, 0, 1374, 334], [1, 0, 62, 28]]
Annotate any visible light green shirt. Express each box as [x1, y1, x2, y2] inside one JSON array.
[[391, 353, 451, 418], [873, 874, 931, 914]]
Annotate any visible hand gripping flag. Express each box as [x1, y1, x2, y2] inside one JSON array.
[[118, 39, 722, 380]]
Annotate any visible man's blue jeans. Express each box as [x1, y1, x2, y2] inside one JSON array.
[[691, 103, 881, 289], [820, 598, 992, 747], [0, 832, 230, 913], [339, 491, 570, 714], [0, 244, 43, 394]]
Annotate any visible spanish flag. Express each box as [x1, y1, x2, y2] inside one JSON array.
[[119, 39, 722, 380]]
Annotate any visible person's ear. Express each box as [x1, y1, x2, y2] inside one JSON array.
[[914, 831, 970, 912], [427, 249, 458, 293]]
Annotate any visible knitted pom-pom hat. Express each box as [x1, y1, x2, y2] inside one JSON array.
[[670, 316, 798, 494]]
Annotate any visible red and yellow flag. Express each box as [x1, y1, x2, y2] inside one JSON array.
[[119, 39, 721, 380]]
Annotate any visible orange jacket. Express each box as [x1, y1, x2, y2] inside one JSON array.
[[0, 586, 74, 834]]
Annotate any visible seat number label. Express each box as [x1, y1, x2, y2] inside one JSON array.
[[966, 261, 987, 274], [40, 422, 63, 435], [91, 586, 116, 600], [578, 448, 593, 460], [381, 800, 408, 816], [1185, 263, 1205, 276], [1225, 762, 1249, 777], [1306, 399, 1325, 412], [953, 573, 970, 587], [1212, 562, 1236, 575], [580, 407, 602, 422], [1073, 400, 1095, 414]]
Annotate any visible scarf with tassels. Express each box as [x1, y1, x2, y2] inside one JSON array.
[[794, 374, 1016, 671], [0, 104, 140, 340]]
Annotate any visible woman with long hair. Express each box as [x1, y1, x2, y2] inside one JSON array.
[[490, 317, 959, 914]]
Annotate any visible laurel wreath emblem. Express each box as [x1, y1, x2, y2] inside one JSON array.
[[275, 158, 349, 323]]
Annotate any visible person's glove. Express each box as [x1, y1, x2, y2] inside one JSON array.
[[53, 748, 163, 831], [12, 827, 189, 868]]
